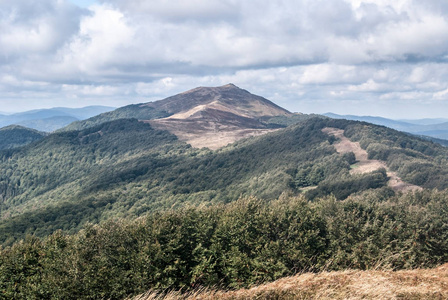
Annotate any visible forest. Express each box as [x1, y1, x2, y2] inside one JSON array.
[[1, 190, 447, 299], [0, 125, 46, 150], [1, 116, 448, 298], [1, 117, 448, 246]]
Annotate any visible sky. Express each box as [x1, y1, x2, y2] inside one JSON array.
[[1, 0, 448, 118]]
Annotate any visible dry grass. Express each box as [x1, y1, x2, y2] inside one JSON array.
[[131, 264, 448, 299], [150, 118, 279, 150]]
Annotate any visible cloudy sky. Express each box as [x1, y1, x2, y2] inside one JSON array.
[[1, 0, 448, 118]]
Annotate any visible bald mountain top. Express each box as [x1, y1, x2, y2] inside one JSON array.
[[148, 84, 292, 149], [143, 83, 290, 118], [63, 84, 292, 149]]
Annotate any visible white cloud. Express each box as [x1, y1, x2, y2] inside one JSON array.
[[1, 0, 448, 118]]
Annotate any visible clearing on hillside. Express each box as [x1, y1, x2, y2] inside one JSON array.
[[322, 127, 422, 193]]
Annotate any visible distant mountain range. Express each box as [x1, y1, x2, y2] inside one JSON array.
[[324, 113, 448, 142], [0, 106, 115, 132]]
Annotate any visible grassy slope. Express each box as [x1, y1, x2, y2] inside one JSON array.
[[137, 264, 448, 299]]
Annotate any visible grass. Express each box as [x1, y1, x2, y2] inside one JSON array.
[[131, 264, 448, 299]]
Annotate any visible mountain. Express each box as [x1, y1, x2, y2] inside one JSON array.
[[142, 84, 290, 118], [1, 86, 448, 299], [2, 89, 448, 246], [0, 125, 47, 150], [398, 118, 448, 125], [2, 117, 448, 246], [323, 113, 422, 131], [0, 106, 115, 132], [16, 116, 79, 132], [63, 84, 292, 149], [324, 113, 448, 142], [49, 106, 118, 120]]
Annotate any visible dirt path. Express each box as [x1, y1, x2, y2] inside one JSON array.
[[322, 127, 422, 193]]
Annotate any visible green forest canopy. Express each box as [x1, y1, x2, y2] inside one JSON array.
[[1, 117, 448, 246]]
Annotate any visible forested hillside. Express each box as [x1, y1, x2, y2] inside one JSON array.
[[0, 125, 47, 150], [1, 191, 447, 299], [62, 105, 170, 132], [1, 117, 448, 246]]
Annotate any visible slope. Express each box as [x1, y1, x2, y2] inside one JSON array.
[[2, 192, 448, 299], [322, 127, 422, 192], [63, 84, 292, 149], [1, 117, 448, 245], [0, 125, 47, 150], [139, 265, 448, 299]]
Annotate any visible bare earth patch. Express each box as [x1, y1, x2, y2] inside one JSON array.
[[322, 127, 422, 193], [149, 119, 279, 150], [134, 263, 448, 299]]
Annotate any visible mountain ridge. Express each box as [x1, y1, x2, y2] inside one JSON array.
[[324, 112, 448, 142], [1, 86, 448, 299], [0, 106, 115, 132], [63, 84, 292, 149], [148, 84, 292, 149]]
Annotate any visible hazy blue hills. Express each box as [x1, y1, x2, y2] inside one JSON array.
[[16, 116, 79, 132], [0, 106, 115, 132], [398, 118, 448, 125], [324, 113, 448, 141]]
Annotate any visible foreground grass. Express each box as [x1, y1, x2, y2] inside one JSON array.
[[133, 264, 448, 299]]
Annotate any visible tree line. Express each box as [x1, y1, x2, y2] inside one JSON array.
[[1, 190, 447, 299]]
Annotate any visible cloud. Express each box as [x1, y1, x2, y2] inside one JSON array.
[[1, 0, 448, 117], [100, 0, 239, 23], [0, 0, 85, 59]]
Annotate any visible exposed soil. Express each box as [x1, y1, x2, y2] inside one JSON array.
[[322, 127, 422, 193]]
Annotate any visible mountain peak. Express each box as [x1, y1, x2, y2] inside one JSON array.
[[179, 83, 242, 96], [221, 83, 238, 88], [145, 84, 292, 149], [144, 84, 290, 117]]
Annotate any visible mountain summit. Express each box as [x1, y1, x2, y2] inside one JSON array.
[[147, 84, 292, 149], [143, 83, 290, 118], [62, 84, 292, 149]]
